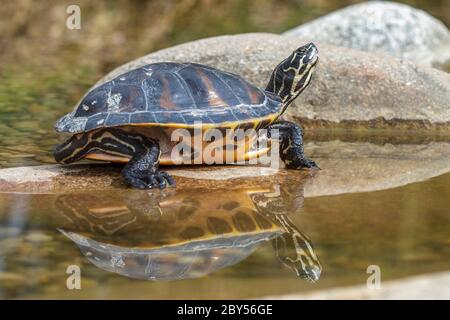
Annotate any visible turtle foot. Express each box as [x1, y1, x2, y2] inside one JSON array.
[[147, 171, 175, 189], [123, 170, 175, 189], [286, 158, 320, 170]]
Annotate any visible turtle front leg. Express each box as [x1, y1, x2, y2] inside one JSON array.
[[122, 137, 175, 189], [267, 121, 318, 169], [54, 128, 175, 189]]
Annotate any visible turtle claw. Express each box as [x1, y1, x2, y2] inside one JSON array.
[[286, 158, 319, 170], [160, 172, 176, 186], [123, 174, 149, 189], [123, 170, 175, 189], [146, 171, 175, 189], [301, 158, 320, 170]]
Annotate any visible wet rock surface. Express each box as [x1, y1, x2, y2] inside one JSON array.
[[304, 140, 450, 197], [1, 140, 449, 196], [97, 33, 450, 129], [283, 1, 450, 69]]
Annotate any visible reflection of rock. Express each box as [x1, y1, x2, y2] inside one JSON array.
[[98, 33, 450, 129], [56, 185, 321, 281], [283, 1, 450, 69], [1, 141, 449, 197]]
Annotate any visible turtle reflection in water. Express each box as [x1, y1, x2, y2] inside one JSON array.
[[56, 185, 321, 281]]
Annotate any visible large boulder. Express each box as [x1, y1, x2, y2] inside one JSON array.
[[97, 33, 450, 129], [283, 1, 450, 69]]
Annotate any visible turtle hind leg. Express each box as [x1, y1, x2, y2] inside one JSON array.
[[54, 128, 175, 189], [267, 120, 318, 169], [122, 139, 175, 190]]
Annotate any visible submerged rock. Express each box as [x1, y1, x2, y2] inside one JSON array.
[[283, 1, 450, 69], [97, 33, 450, 129]]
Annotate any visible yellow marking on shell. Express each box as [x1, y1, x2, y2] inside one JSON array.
[[126, 113, 279, 130]]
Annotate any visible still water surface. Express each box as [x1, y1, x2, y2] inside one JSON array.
[[0, 163, 449, 299]]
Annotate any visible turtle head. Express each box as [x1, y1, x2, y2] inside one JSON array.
[[273, 225, 322, 283], [266, 43, 318, 112]]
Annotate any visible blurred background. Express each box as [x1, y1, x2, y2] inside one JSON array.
[[0, 0, 449, 167]]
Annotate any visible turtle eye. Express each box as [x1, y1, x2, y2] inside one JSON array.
[[296, 47, 307, 55]]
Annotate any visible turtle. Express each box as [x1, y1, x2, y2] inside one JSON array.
[[54, 43, 319, 189], [55, 185, 321, 281]]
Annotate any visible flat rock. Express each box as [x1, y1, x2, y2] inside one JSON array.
[[1, 141, 449, 196], [97, 33, 450, 129], [283, 1, 450, 69], [304, 141, 450, 197]]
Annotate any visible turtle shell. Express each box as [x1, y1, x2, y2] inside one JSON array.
[[55, 62, 283, 133]]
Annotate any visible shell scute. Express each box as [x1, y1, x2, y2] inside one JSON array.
[[105, 113, 131, 127], [74, 86, 111, 118], [130, 112, 157, 124], [84, 113, 109, 131], [110, 85, 146, 113], [153, 111, 186, 124], [214, 71, 265, 106], [116, 67, 151, 85]]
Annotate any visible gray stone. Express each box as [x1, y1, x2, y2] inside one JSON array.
[[283, 1, 450, 69], [97, 33, 450, 129]]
